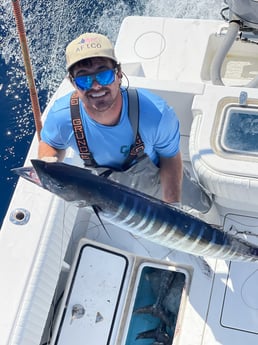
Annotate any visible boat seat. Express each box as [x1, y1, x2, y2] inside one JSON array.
[[190, 85, 258, 212]]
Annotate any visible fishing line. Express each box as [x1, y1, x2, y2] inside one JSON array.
[[41, 291, 64, 345], [240, 269, 258, 310], [44, 200, 74, 345], [222, 214, 258, 242]]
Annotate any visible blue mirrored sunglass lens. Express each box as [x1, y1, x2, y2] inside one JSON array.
[[96, 69, 115, 85], [74, 76, 92, 90], [74, 69, 115, 91]]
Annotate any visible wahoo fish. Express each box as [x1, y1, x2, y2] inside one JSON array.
[[13, 160, 258, 262]]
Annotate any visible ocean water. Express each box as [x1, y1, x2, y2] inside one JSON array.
[[0, 0, 225, 227]]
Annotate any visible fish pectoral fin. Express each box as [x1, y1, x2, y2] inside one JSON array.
[[92, 205, 102, 213], [92, 205, 111, 239]]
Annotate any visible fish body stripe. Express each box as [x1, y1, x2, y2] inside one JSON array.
[[103, 193, 258, 261]]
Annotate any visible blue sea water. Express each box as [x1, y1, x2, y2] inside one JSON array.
[[0, 0, 225, 228], [0, 55, 34, 226]]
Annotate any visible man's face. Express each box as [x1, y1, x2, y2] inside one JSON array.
[[71, 57, 121, 115]]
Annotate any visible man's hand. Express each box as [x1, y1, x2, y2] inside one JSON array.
[[40, 156, 58, 162], [38, 141, 66, 162]]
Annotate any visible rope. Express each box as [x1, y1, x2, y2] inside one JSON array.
[[11, 0, 42, 141]]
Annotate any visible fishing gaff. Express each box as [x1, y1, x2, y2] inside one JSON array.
[[11, 0, 42, 141]]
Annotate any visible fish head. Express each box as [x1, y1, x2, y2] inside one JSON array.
[[33, 159, 99, 205]]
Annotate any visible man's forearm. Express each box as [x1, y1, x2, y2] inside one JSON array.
[[159, 152, 183, 204]]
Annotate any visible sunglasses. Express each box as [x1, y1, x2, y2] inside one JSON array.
[[73, 68, 117, 91]]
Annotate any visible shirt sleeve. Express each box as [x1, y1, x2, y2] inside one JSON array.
[[154, 104, 180, 157], [40, 97, 74, 150]]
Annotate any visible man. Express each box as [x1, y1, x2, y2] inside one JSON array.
[[38, 32, 183, 204]]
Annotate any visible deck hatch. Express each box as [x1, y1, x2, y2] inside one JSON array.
[[220, 106, 258, 155], [122, 263, 188, 345], [54, 243, 128, 345]]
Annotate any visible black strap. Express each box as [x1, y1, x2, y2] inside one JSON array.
[[121, 88, 145, 170], [70, 92, 98, 167], [70, 89, 145, 169]]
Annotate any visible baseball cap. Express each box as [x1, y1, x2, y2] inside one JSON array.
[[66, 33, 117, 71]]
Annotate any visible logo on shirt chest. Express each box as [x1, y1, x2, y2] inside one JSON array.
[[120, 145, 130, 157]]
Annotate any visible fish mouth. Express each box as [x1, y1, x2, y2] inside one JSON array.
[[12, 164, 42, 187]]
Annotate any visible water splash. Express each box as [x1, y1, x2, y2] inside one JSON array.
[[143, 0, 225, 19], [1, 0, 144, 98], [1, 0, 225, 97]]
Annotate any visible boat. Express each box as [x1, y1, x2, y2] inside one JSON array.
[[2, 0, 258, 344]]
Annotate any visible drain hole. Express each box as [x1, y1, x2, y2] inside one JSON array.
[[15, 211, 25, 221], [10, 208, 30, 225]]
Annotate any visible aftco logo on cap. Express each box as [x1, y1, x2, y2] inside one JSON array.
[[76, 37, 102, 51]]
